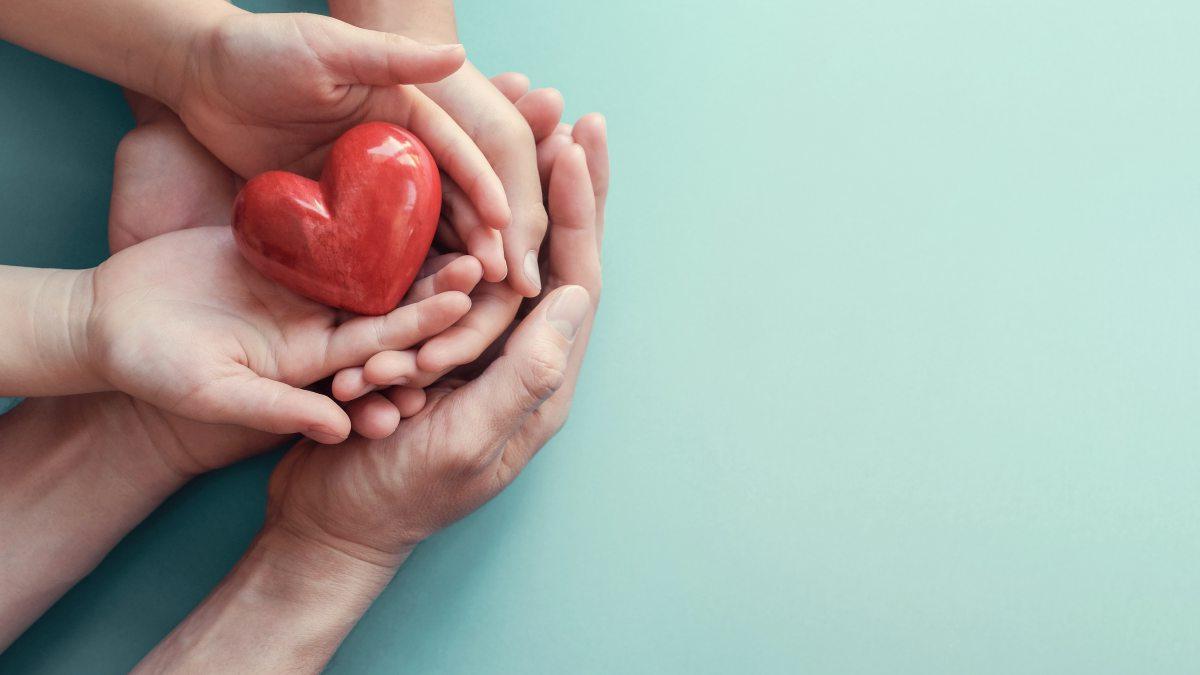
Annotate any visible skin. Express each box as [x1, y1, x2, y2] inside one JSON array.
[[0, 229, 471, 443], [330, 0, 552, 298], [0, 95, 491, 648], [0, 0, 509, 228], [336, 87, 610, 440], [137, 127, 609, 673], [104, 89, 561, 439]]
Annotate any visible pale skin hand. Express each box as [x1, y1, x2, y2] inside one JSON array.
[[0, 0, 509, 229], [330, 0, 551, 298], [137, 130, 608, 673], [0, 228, 470, 444], [111, 227, 473, 442]]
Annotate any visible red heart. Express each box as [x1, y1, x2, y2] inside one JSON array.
[[232, 122, 441, 316]]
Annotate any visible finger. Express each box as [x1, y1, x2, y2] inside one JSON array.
[[368, 87, 511, 230], [200, 371, 350, 444], [514, 88, 565, 142], [404, 253, 484, 304], [543, 137, 605, 411], [571, 113, 610, 236], [424, 65, 546, 297], [317, 18, 466, 85], [331, 366, 377, 402], [325, 291, 471, 371], [490, 72, 531, 102], [345, 391, 402, 439], [441, 179, 507, 281], [536, 131, 575, 193], [414, 282, 523, 377], [546, 144, 601, 297], [362, 349, 420, 387], [386, 386, 428, 418], [447, 285, 591, 460]]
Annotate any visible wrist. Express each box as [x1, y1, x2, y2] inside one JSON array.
[[66, 267, 106, 392], [0, 265, 105, 396], [149, 1, 246, 111], [135, 522, 401, 673]]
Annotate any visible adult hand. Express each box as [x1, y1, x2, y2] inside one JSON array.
[[265, 122, 607, 564]]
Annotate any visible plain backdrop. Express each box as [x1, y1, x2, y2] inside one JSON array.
[[3, 0, 1200, 672]]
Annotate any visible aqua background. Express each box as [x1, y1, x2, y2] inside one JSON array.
[[4, 0, 1200, 672]]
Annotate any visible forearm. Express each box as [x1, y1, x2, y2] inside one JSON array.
[[0, 394, 188, 647], [135, 525, 403, 673], [0, 0, 239, 107], [327, 0, 458, 42], [0, 266, 105, 396]]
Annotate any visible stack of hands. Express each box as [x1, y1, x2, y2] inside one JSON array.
[[0, 1, 608, 670]]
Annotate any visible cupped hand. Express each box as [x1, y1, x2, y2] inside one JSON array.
[[85, 226, 470, 444], [416, 64, 562, 295], [264, 124, 607, 563], [170, 9, 508, 230]]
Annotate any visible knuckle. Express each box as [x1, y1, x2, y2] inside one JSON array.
[[520, 346, 567, 402], [523, 204, 549, 236]]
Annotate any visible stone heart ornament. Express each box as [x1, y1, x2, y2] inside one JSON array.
[[232, 122, 441, 315]]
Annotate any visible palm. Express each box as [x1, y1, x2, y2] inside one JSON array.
[[91, 227, 343, 421], [271, 387, 516, 554], [106, 108, 282, 471]]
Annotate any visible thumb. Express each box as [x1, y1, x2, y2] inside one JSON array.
[[450, 285, 592, 456], [197, 370, 351, 444], [318, 18, 465, 85]]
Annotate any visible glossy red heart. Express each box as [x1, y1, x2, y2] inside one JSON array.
[[232, 122, 441, 315]]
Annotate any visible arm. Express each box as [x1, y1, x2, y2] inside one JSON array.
[[1, 1, 508, 231], [0, 0, 237, 107], [0, 394, 190, 647], [133, 526, 398, 674]]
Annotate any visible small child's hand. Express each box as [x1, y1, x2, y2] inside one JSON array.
[[84, 226, 472, 443], [173, 10, 509, 231]]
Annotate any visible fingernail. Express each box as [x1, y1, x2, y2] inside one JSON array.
[[306, 425, 344, 444], [547, 286, 589, 340], [523, 250, 542, 292], [432, 43, 465, 53]]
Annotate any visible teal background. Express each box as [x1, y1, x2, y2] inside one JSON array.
[[4, 0, 1200, 672]]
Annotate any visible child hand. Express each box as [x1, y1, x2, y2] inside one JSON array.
[[172, 10, 509, 231], [85, 226, 471, 443]]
